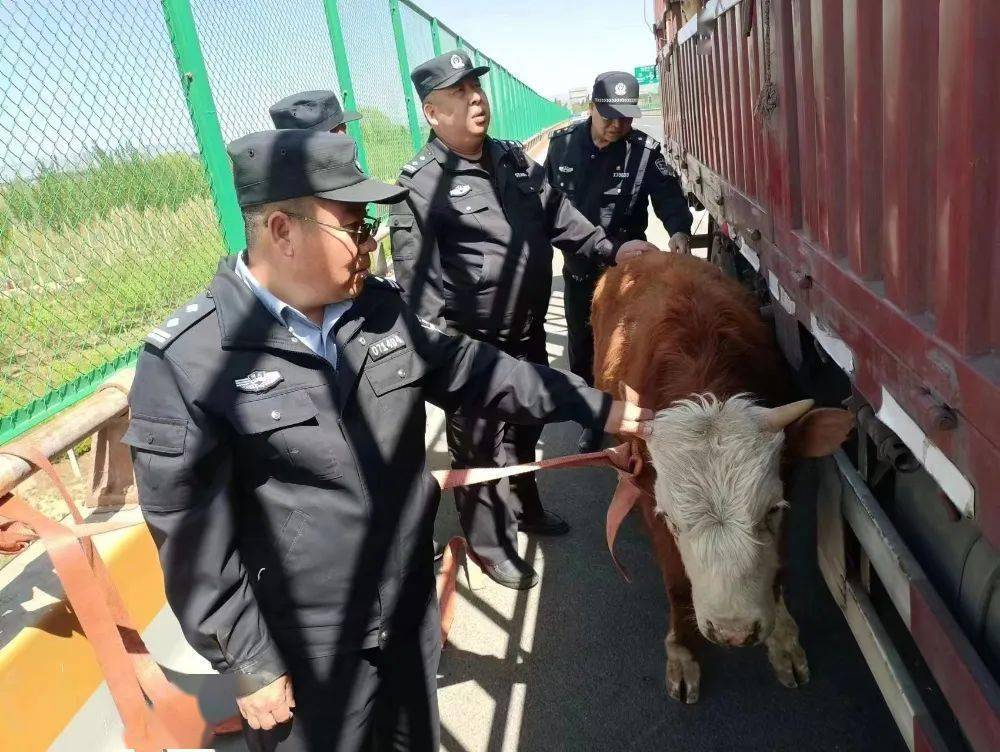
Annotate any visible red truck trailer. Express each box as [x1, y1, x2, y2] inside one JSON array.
[[652, 1, 999, 749]]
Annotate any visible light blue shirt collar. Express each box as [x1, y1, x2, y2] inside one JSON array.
[[235, 252, 353, 368]]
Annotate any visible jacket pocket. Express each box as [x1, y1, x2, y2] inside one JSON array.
[[228, 388, 342, 480], [123, 414, 188, 455], [365, 350, 425, 397]]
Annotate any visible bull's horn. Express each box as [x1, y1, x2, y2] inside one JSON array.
[[761, 399, 815, 431]]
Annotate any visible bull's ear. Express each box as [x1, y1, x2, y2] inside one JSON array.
[[784, 408, 855, 458]]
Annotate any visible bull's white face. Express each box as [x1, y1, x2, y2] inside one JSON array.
[[648, 395, 787, 646]]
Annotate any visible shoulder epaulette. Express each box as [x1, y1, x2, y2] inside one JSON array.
[[400, 147, 434, 178], [145, 290, 215, 350], [551, 120, 584, 139], [630, 130, 660, 150], [365, 276, 403, 294], [498, 139, 524, 153]]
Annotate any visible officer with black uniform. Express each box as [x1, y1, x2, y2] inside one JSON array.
[[545, 71, 692, 385], [389, 50, 658, 590], [269, 89, 361, 133], [124, 128, 650, 751]]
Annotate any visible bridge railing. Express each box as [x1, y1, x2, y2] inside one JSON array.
[[0, 0, 571, 446]]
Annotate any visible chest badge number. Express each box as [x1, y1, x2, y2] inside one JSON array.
[[449, 184, 471, 197], [235, 370, 283, 393], [369, 333, 406, 361]]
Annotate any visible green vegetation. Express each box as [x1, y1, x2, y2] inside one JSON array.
[[358, 107, 418, 184], [0, 111, 419, 437], [0, 148, 209, 240]]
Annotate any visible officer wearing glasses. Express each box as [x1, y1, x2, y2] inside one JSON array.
[[124, 129, 652, 751]]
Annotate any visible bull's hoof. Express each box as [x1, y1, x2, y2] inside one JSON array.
[[765, 597, 809, 688], [766, 637, 810, 688], [665, 636, 701, 704]]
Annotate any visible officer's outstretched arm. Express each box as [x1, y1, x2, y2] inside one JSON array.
[[124, 349, 286, 698], [647, 148, 693, 236], [540, 174, 619, 268], [389, 191, 447, 330], [413, 315, 610, 433]]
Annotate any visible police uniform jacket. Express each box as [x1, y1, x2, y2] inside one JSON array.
[[389, 136, 619, 344], [544, 120, 692, 279], [124, 256, 611, 693]]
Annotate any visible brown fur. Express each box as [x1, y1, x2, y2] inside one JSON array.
[[592, 253, 792, 701]]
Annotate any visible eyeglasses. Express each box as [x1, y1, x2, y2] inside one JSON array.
[[284, 212, 381, 244]]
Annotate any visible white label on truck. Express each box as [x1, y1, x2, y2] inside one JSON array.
[[738, 237, 760, 271], [778, 286, 796, 316], [768, 270, 780, 300], [876, 388, 975, 518], [809, 313, 855, 376]]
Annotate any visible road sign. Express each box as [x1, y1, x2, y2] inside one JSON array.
[[634, 64, 659, 85]]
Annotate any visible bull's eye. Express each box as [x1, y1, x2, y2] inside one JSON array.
[[762, 503, 785, 534]]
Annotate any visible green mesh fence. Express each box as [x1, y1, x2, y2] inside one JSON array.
[[0, 0, 570, 444]]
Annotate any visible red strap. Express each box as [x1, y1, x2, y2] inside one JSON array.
[[435, 537, 467, 646], [432, 442, 653, 581], [1, 443, 240, 750]]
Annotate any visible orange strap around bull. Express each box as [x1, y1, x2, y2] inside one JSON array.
[[433, 441, 654, 646], [0, 443, 241, 752]]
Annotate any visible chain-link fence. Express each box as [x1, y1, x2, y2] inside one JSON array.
[[0, 0, 570, 444]]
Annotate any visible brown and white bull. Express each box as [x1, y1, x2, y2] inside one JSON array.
[[592, 252, 853, 703]]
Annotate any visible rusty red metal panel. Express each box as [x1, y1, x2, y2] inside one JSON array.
[[769, 0, 804, 240], [724, 12, 746, 196], [701, 45, 725, 172], [791, 0, 819, 238], [933, 0, 1000, 358], [843, 0, 883, 280], [746, 7, 765, 205], [731, 11, 751, 198], [813, 0, 847, 260], [882, 0, 939, 315], [715, 16, 734, 183]]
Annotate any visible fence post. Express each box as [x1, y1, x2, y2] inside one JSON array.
[[322, 0, 369, 173], [430, 16, 442, 55], [161, 0, 244, 255], [388, 0, 423, 153]]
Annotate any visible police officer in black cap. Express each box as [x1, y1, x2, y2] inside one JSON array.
[[545, 71, 692, 385], [389, 50, 659, 590], [269, 89, 361, 133], [124, 127, 651, 751]]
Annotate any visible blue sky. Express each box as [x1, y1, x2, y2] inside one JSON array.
[[411, 0, 659, 98]]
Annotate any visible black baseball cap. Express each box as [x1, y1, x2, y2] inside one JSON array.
[[269, 90, 361, 131], [227, 130, 407, 207], [411, 49, 489, 102], [591, 72, 642, 119]]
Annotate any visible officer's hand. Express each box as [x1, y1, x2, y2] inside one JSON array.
[[237, 674, 295, 731], [615, 239, 659, 265], [668, 232, 692, 255], [605, 400, 655, 439]]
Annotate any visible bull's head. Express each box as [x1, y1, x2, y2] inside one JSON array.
[[646, 395, 852, 647]]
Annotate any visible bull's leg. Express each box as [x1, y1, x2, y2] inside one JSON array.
[[665, 590, 701, 704], [641, 501, 702, 704], [764, 594, 810, 688]]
